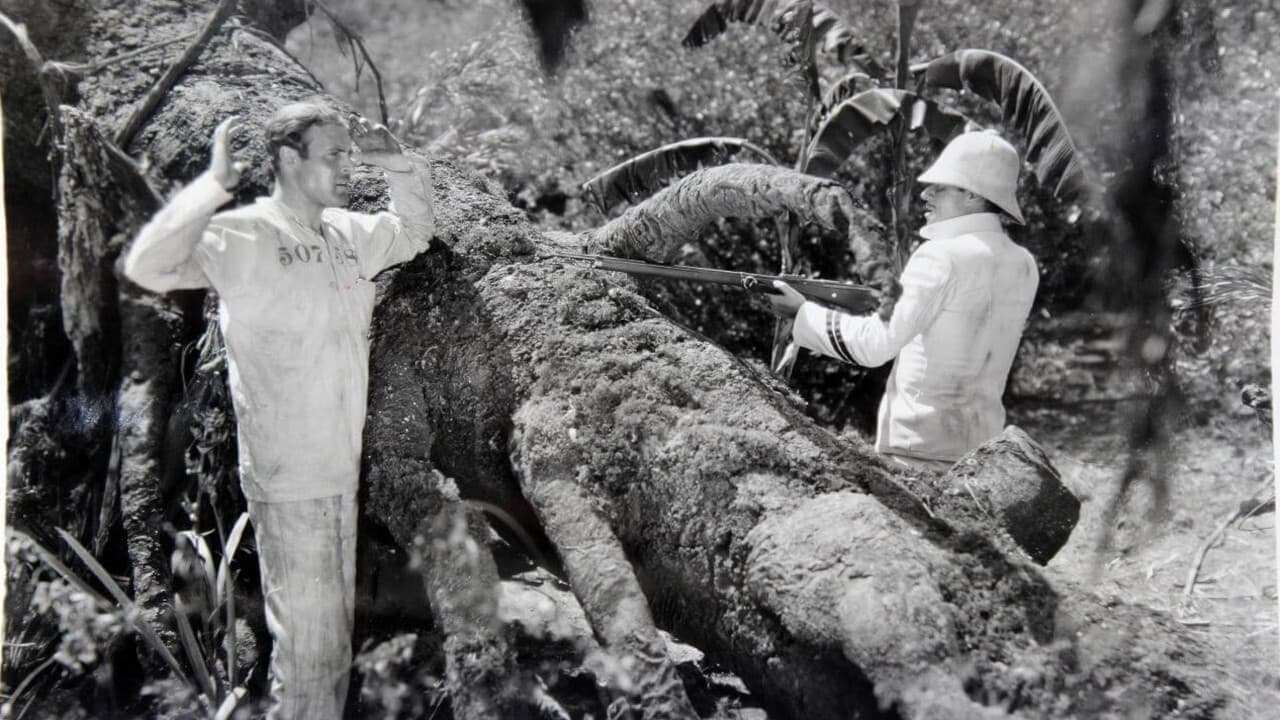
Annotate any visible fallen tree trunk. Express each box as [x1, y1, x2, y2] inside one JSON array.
[[364, 159, 1229, 718], [2, 1, 1232, 717]]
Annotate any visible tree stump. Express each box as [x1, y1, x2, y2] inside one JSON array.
[[944, 426, 1080, 564]]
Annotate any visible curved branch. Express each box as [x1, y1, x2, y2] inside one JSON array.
[[583, 163, 882, 265], [0, 10, 64, 139], [581, 137, 779, 213], [114, 0, 239, 149]]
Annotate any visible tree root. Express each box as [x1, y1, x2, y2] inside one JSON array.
[[511, 430, 699, 720], [361, 351, 519, 719], [411, 469, 515, 719], [114, 287, 185, 663]]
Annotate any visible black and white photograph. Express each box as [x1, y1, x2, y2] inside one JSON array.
[[2, 0, 1277, 717]]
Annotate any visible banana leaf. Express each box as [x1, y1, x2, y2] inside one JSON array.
[[802, 88, 965, 177], [918, 49, 1087, 198], [812, 68, 875, 128], [682, 0, 870, 69], [791, 0, 820, 101], [582, 137, 779, 211]]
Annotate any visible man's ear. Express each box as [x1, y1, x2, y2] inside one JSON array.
[[279, 145, 301, 168]]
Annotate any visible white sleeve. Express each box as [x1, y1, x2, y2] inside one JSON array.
[[342, 160, 435, 278], [792, 243, 954, 367], [123, 172, 232, 293]]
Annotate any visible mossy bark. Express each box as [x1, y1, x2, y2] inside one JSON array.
[[366, 156, 1230, 719]]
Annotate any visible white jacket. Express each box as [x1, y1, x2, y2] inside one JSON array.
[[124, 167, 434, 502], [792, 213, 1038, 463]]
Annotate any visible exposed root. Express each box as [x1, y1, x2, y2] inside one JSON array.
[[115, 287, 186, 664], [510, 429, 699, 720], [411, 469, 516, 719], [45, 31, 197, 81]]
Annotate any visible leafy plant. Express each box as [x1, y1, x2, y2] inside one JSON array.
[[5, 513, 254, 719], [584, 0, 1088, 375]]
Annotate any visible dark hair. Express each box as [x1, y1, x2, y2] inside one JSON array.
[[264, 102, 346, 171]]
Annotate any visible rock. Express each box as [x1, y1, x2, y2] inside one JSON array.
[[499, 569, 596, 649], [943, 426, 1080, 564]]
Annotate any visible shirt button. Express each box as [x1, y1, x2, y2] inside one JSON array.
[[329, 281, 337, 289]]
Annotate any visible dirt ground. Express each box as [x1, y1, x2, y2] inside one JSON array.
[[1013, 399, 1279, 718]]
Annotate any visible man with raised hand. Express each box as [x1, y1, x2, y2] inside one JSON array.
[[769, 130, 1038, 473], [125, 101, 434, 719]]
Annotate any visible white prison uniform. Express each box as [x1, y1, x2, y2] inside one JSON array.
[[125, 164, 432, 720], [793, 213, 1038, 465], [123, 166, 434, 502]]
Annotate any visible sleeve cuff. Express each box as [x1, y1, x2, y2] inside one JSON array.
[[187, 171, 236, 213], [385, 163, 435, 243]]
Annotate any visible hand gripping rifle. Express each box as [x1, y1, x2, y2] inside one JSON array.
[[552, 252, 879, 314]]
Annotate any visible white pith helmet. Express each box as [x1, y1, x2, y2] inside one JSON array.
[[917, 130, 1025, 224]]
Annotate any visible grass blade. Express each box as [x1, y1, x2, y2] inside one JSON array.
[[215, 513, 250, 602], [52, 528, 191, 684], [216, 512, 249, 685], [22, 530, 112, 608], [174, 602, 218, 702]]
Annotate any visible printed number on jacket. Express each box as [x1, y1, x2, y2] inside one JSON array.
[[277, 245, 360, 268]]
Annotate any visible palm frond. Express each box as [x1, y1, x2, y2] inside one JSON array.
[[682, 0, 874, 73], [1187, 264, 1273, 307], [917, 49, 1087, 198], [802, 89, 964, 177], [582, 137, 779, 212]]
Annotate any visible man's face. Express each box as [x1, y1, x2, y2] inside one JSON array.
[[920, 184, 982, 225], [285, 122, 353, 209]]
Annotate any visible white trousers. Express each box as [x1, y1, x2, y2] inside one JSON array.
[[247, 492, 357, 720]]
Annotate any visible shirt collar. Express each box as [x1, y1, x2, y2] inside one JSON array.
[[918, 212, 1005, 242], [259, 196, 329, 235]]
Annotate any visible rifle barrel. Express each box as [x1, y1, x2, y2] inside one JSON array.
[[552, 252, 879, 315]]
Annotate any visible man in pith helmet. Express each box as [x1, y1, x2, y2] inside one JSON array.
[[124, 101, 435, 718], [769, 130, 1038, 472]]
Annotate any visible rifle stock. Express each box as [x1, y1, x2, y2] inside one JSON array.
[[552, 252, 879, 315]]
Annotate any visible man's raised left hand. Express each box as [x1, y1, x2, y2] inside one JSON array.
[[351, 117, 412, 173]]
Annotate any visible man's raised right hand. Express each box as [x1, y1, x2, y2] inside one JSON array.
[[210, 116, 249, 191]]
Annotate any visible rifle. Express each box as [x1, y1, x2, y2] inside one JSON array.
[[552, 251, 878, 315]]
